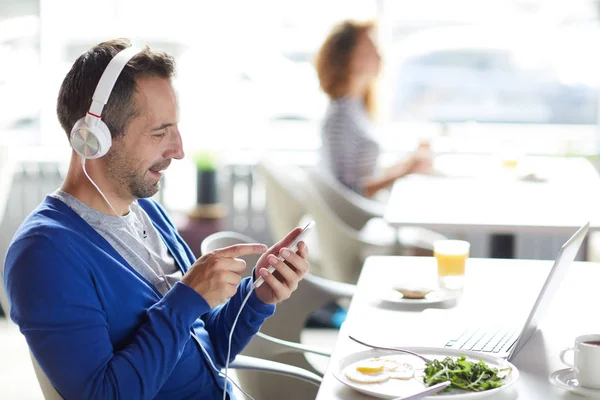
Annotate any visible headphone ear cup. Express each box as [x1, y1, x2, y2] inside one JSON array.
[[70, 117, 112, 159]]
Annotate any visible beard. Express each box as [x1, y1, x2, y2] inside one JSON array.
[[104, 149, 169, 199]]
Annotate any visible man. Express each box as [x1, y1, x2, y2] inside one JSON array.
[[4, 39, 309, 399]]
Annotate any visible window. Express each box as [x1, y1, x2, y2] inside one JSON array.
[[2, 0, 600, 157], [386, 26, 599, 125], [378, 0, 600, 156], [1, 0, 378, 154], [0, 5, 40, 146]]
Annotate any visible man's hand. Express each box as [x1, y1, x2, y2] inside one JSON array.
[[254, 228, 310, 305], [182, 243, 268, 308]]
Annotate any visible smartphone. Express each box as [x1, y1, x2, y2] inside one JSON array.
[[252, 220, 316, 289]]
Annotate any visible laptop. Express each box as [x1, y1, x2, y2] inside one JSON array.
[[432, 222, 589, 360]]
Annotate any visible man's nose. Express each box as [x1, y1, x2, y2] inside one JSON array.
[[165, 129, 185, 160]]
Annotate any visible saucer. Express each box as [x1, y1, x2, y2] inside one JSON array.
[[376, 286, 459, 307], [549, 368, 600, 398]]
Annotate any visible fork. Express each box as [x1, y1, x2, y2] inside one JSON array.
[[391, 381, 451, 400], [348, 335, 433, 363]]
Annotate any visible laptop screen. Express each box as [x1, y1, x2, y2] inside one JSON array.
[[509, 222, 589, 360]]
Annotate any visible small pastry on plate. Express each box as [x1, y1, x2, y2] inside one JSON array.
[[393, 285, 432, 299]]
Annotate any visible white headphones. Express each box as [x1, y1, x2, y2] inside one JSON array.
[[70, 46, 141, 159]]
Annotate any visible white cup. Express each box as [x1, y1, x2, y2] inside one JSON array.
[[560, 334, 600, 389]]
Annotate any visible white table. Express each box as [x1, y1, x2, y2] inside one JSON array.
[[317, 256, 600, 399], [384, 155, 600, 258]]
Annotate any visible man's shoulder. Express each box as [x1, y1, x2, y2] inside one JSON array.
[[9, 196, 87, 252]]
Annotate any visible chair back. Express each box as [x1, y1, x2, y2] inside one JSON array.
[[29, 351, 63, 400], [298, 177, 372, 283], [257, 160, 391, 283], [255, 159, 323, 275], [255, 159, 308, 243], [28, 345, 320, 400], [306, 167, 385, 230], [307, 168, 447, 253]]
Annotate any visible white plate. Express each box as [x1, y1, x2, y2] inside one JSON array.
[[549, 368, 600, 398], [333, 347, 519, 399], [377, 287, 459, 307]]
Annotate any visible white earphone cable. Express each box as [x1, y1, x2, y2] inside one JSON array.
[[81, 157, 172, 289], [82, 156, 256, 400], [197, 338, 255, 400], [223, 289, 254, 400], [192, 289, 256, 400], [81, 157, 122, 221]]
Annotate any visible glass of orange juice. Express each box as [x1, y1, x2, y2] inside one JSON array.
[[434, 240, 470, 290]]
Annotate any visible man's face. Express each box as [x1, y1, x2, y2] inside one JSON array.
[[104, 76, 184, 200]]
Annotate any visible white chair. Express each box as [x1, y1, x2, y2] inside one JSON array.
[[307, 167, 386, 231], [255, 159, 324, 276], [255, 160, 308, 243], [0, 153, 17, 318], [30, 352, 63, 400], [302, 175, 405, 283], [201, 231, 355, 400], [259, 159, 412, 284], [307, 167, 448, 253], [0, 263, 11, 320], [27, 346, 322, 400]]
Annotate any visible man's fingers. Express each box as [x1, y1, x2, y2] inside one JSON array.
[[266, 254, 298, 289], [226, 258, 247, 274], [296, 242, 309, 262], [279, 247, 309, 275], [258, 267, 289, 299], [214, 243, 268, 258], [223, 270, 243, 286]]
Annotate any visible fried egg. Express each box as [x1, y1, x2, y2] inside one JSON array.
[[372, 357, 402, 371], [345, 357, 411, 384], [388, 363, 414, 380], [345, 368, 390, 384], [355, 359, 386, 374]]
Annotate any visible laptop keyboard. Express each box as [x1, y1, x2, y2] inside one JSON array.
[[445, 327, 520, 354]]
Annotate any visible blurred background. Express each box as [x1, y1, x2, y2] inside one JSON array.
[[3, 1, 600, 398], [1, 0, 600, 264], [2, 0, 600, 257], [3, 0, 600, 146]]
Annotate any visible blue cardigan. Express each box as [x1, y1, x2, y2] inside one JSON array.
[[4, 196, 275, 399]]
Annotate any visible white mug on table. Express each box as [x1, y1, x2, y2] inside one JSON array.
[[560, 334, 600, 389]]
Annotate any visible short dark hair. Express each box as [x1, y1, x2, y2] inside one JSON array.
[[57, 38, 175, 141]]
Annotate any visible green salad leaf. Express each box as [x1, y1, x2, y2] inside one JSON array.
[[423, 356, 511, 392]]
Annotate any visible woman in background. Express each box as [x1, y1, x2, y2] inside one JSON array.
[[315, 20, 432, 198]]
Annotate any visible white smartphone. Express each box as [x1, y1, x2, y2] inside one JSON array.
[[252, 220, 316, 289]]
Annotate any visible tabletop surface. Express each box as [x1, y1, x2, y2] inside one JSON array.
[[384, 155, 600, 233], [317, 256, 600, 400]]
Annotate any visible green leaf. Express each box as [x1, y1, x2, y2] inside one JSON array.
[[423, 356, 508, 392]]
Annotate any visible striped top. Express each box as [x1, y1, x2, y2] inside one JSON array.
[[319, 97, 380, 194]]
